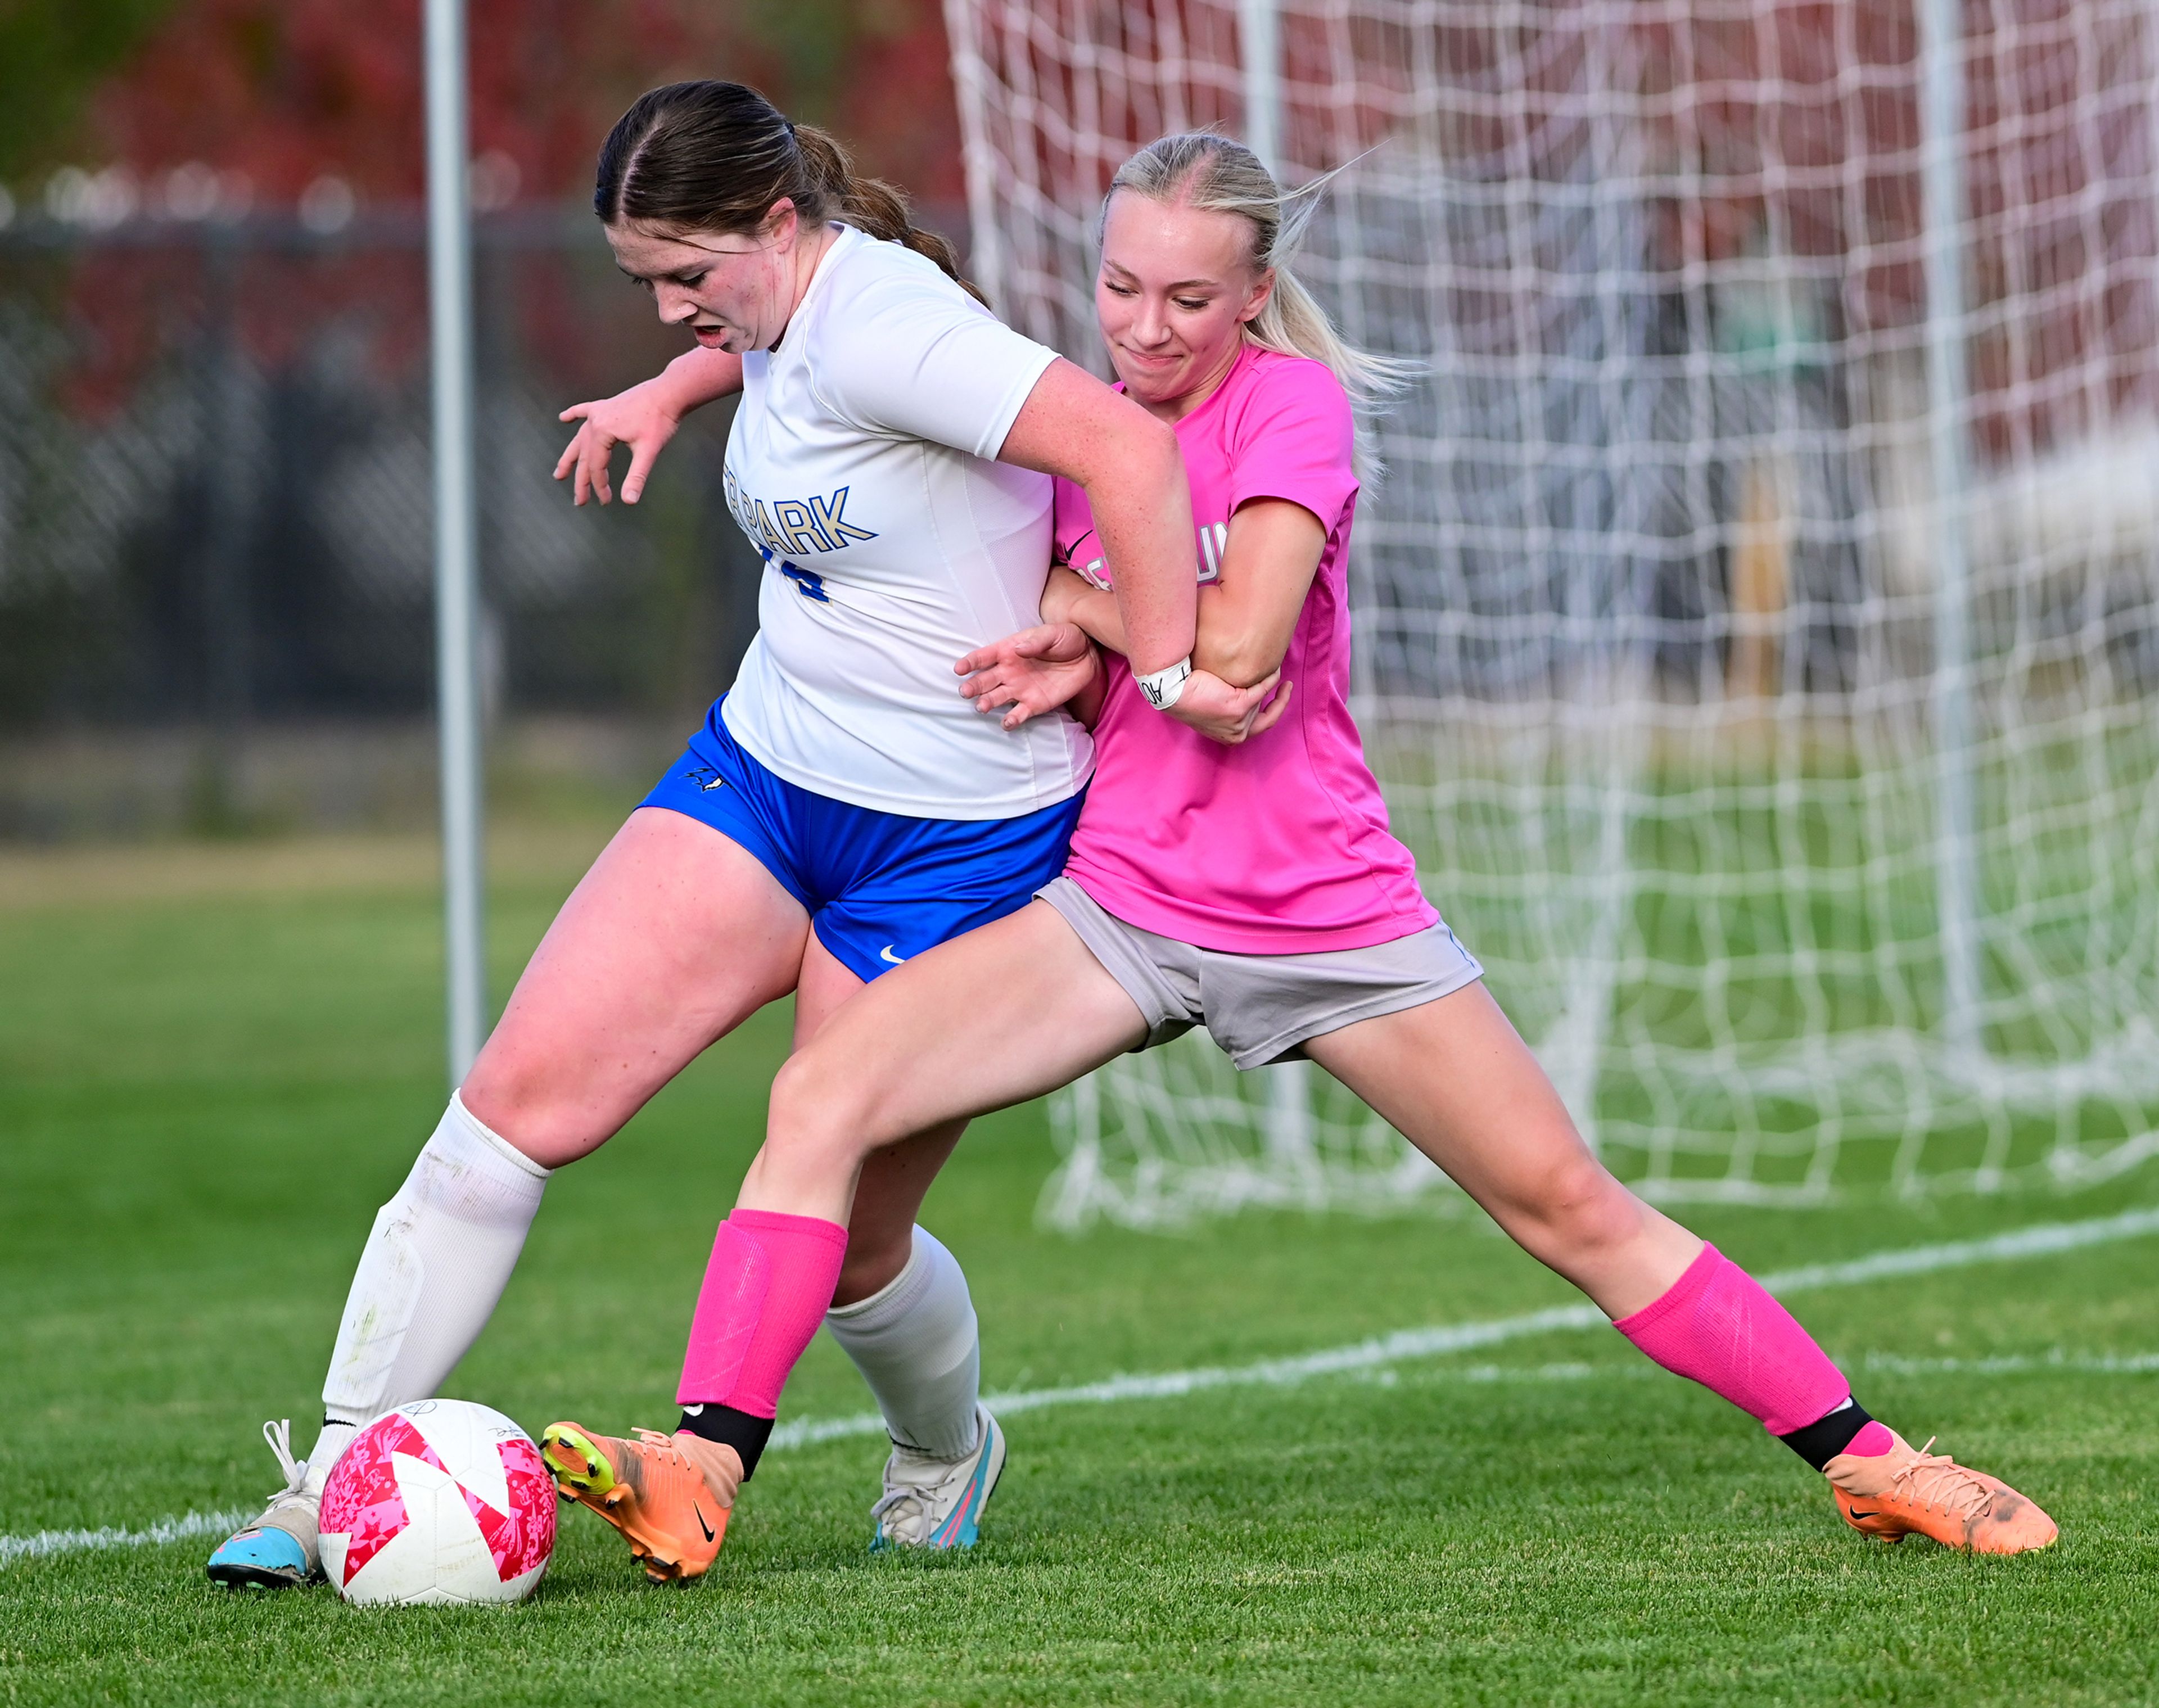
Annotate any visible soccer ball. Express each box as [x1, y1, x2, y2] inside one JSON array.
[[318, 1399, 555, 1606]]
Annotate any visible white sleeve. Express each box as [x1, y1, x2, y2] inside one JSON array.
[[811, 279, 1059, 461]]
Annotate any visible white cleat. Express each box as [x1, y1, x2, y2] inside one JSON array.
[[869, 1406, 1006, 1551]]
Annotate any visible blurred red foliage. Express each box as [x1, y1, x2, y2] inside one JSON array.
[[46, 0, 964, 419], [85, 0, 961, 207]]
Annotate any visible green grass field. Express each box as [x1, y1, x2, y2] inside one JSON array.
[[3, 825, 2157, 1706]]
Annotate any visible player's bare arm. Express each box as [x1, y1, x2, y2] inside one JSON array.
[[995, 357, 1198, 676], [1026, 500, 1313, 744], [554, 344, 746, 506], [1042, 498, 1322, 685]]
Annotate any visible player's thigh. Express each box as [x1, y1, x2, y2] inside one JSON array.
[[773, 898, 1148, 1151], [1309, 986, 1701, 1314], [793, 929, 966, 1303], [1301, 980, 1614, 1221], [463, 806, 810, 1165]]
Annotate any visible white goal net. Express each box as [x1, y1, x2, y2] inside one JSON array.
[[945, 0, 2159, 1224]]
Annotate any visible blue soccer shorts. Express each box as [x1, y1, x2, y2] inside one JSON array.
[[639, 698, 1086, 984]]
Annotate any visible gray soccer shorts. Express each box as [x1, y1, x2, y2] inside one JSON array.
[[1036, 876, 1485, 1069]]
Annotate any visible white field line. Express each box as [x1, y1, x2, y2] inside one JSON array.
[[8, 1205, 2158, 1565], [0, 1507, 249, 1569], [1359, 1348, 2159, 1390]]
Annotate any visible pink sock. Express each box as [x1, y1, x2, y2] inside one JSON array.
[[677, 1208, 849, 1416], [1845, 1420, 1895, 1457], [1613, 1242, 1851, 1438]]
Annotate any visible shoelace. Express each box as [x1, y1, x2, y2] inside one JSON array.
[[870, 1488, 925, 1528], [631, 1426, 690, 1467], [870, 1449, 969, 1542], [258, 1418, 311, 1513], [1887, 1437, 1998, 1522]]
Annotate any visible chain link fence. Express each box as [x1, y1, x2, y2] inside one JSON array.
[[0, 208, 767, 839]]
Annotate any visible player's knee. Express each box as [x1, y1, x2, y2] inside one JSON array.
[[1514, 1153, 1638, 1261], [767, 1050, 882, 1165], [457, 1059, 594, 1169]]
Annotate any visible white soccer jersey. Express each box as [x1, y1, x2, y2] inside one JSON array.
[[718, 224, 1090, 819]]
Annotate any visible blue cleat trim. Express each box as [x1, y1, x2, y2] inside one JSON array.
[[206, 1525, 311, 1590], [869, 1408, 1008, 1553], [929, 1412, 1003, 1549]]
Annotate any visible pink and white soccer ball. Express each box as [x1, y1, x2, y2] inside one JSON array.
[[318, 1399, 554, 1606]]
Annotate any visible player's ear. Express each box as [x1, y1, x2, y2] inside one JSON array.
[[762, 197, 801, 247], [1239, 266, 1276, 327]]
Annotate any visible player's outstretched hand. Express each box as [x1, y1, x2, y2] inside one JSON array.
[[956, 622, 1100, 730], [1168, 669, 1292, 745], [554, 378, 683, 507]]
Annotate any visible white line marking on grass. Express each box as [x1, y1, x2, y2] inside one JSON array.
[[1374, 1349, 2159, 1389], [1749, 1204, 2159, 1294], [770, 1204, 2159, 1452], [1854, 1348, 2159, 1377], [12, 1205, 2159, 1561], [0, 1508, 248, 1569]]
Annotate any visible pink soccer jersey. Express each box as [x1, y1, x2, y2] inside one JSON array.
[[1054, 342, 1438, 954]]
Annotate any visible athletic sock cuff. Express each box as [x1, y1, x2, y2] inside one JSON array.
[[678, 1404, 775, 1480], [729, 1206, 850, 1247], [1610, 1241, 1721, 1335], [1776, 1397, 1872, 1471], [448, 1092, 552, 1180], [825, 1228, 932, 1329]]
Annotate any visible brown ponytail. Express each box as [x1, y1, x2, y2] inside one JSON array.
[[595, 82, 986, 306]]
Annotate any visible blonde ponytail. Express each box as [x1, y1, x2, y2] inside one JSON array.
[[1104, 133, 1413, 480]]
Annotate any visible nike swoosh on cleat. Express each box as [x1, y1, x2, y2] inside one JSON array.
[[1848, 1508, 1878, 1520], [879, 945, 907, 965], [697, 1508, 715, 1543]]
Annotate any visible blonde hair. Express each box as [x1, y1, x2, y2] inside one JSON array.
[[1103, 132, 1412, 480]]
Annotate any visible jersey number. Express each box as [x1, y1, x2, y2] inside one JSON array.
[[778, 561, 829, 603]]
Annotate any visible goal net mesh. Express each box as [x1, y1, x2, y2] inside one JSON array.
[[943, 0, 2159, 1225]]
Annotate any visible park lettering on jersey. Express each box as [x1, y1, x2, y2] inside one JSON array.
[[725, 469, 880, 557]]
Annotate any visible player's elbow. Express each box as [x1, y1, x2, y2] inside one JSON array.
[[1199, 633, 1288, 690], [1091, 400, 1181, 496]]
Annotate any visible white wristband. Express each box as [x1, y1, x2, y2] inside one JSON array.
[[1135, 656, 1193, 711]]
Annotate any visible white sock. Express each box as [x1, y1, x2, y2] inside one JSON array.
[[304, 1094, 550, 1493], [824, 1226, 982, 1459]]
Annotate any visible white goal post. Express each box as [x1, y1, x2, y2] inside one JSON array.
[[945, 0, 2159, 1226]]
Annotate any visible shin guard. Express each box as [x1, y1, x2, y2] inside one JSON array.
[[678, 1208, 849, 1417], [1613, 1243, 1853, 1439]]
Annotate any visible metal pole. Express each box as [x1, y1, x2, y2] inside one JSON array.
[[1240, 0, 1282, 173], [197, 232, 250, 834], [424, 0, 487, 1083], [1918, 0, 1981, 1056], [1240, 0, 1313, 1159]]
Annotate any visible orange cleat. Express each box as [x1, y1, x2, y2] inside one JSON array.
[[541, 1421, 743, 1582], [1825, 1430, 2058, 1555]]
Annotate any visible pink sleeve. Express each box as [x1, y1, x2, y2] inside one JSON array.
[[1227, 358, 1359, 533], [1051, 474, 1097, 568]]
